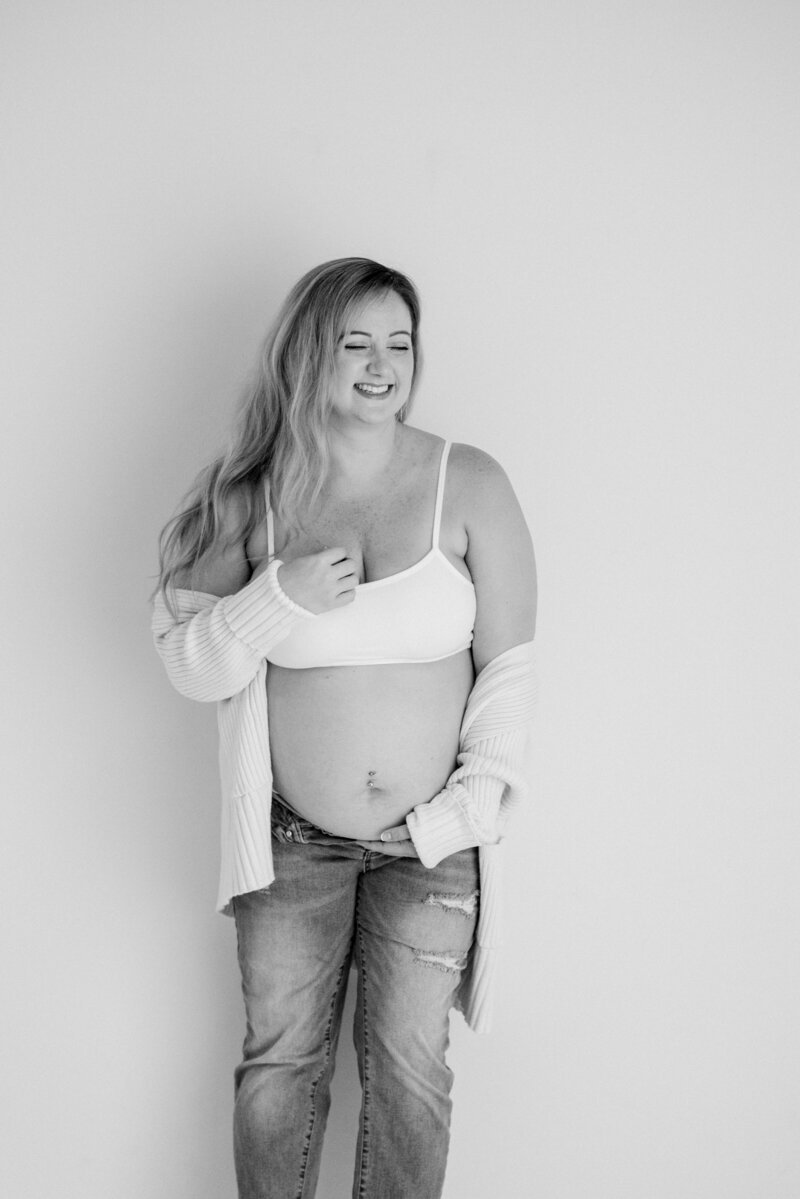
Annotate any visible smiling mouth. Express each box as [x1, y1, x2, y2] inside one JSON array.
[[354, 383, 393, 397]]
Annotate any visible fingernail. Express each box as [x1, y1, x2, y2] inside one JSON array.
[[380, 832, 391, 842]]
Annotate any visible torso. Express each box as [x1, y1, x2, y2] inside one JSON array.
[[265, 655, 473, 836], [246, 426, 476, 836]]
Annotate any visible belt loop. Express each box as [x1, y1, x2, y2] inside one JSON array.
[[290, 813, 307, 844]]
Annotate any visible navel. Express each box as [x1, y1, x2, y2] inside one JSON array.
[[365, 769, 389, 797]]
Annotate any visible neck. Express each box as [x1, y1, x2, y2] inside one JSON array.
[[326, 419, 401, 486]]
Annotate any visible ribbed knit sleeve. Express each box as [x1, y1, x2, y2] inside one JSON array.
[[151, 559, 315, 702], [406, 640, 538, 867]]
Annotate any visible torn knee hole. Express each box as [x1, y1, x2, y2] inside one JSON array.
[[423, 890, 479, 918], [413, 948, 469, 974]]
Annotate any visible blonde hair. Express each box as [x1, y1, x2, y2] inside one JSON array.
[[156, 257, 423, 598]]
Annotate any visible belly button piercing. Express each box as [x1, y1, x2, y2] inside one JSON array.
[[367, 770, 376, 789]]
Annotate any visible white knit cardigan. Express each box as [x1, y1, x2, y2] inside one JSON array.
[[152, 559, 537, 1032]]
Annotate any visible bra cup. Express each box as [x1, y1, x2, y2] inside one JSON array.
[[267, 552, 476, 669]]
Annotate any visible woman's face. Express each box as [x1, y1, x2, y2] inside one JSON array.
[[330, 291, 414, 427]]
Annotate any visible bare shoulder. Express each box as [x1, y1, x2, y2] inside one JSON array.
[[447, 441, 522, 520], [397, 422, 444, 468], [174, 484, 251, 596], [449, 441, 504, 475]]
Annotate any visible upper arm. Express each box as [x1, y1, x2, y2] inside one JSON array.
[[456, 444, 537, 673], [172, 488, 252, 597]]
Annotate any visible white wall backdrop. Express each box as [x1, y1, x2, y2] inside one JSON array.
[[3, 2, 799, 1196]]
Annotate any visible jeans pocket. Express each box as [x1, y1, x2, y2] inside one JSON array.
[[271, 794, 325, 845], [270, 796, 300, 843], [271, 823, 298, 845]]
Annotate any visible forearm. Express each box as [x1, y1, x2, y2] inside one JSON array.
[[405, 726, 529, 866], [152, 559, 314, 701]]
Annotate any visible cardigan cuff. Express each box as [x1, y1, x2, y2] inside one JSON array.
[[406, 784, 492, 868], [222, 559, 315, 652]]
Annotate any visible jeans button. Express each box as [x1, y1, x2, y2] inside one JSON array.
[[285, 829, 294, 840]]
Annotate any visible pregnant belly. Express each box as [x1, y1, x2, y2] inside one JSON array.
[[266, 651, 474, 839]]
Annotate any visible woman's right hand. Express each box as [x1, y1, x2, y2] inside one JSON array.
[[275, 548, 358, 613]]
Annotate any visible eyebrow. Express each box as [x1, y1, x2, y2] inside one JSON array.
[[340, 329, 412, 339]]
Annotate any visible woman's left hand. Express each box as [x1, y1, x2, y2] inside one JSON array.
[[354, 824, 419, 858]]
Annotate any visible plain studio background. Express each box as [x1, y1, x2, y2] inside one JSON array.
[[2, 2, 798, 1197]]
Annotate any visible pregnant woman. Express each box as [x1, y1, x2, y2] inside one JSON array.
[[152, 257, 537, 1199]]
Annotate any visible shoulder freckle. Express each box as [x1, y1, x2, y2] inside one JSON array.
[[450, 442, 508, 492]]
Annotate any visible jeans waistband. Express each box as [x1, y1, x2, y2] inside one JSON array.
[[271, 792, 344, 844]]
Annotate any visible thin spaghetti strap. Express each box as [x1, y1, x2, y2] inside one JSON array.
[[431, 440, 451, 548], [264, 478, 275, 560]]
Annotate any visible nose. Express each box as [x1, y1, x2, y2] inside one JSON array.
[[367, 346, 390, 375]]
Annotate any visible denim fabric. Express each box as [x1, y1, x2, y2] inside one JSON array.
[[232, 795, 480, 1199]]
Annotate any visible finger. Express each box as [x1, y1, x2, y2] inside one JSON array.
[[379, 824, 411, 843], [335, 566, 359, 590], [352, 838, 416, 857], [376, 842, 418, 858]]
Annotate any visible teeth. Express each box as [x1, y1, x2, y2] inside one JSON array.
[[355, 383, 391, 395]]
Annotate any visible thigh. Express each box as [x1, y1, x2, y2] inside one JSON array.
[[233, 840, 361, 1051], [356, 849, 480, 1041]]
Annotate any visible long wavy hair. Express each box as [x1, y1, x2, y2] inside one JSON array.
[[156, 257, 423, 599]]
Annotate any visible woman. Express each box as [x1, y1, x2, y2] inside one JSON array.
[[153, 257, 537, 1199]]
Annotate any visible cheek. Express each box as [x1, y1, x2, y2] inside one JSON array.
[[333, 360, 355, 389]]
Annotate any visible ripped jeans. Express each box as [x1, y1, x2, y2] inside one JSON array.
[[232, 794, 479, 1199]]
